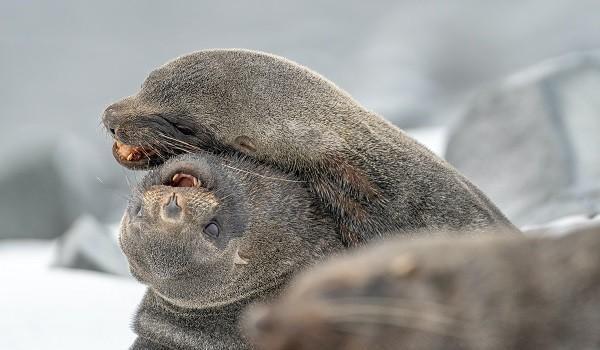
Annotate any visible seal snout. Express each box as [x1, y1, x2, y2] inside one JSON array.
[[152, 172, 202, 225], [162, 193, 183, 221], [103, 102, 162, 169]]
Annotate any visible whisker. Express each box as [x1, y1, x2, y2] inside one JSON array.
[[330, 314, 459, 338], [95, 176, 133, 201], [157, 132, 204, 152], [221, 164, 306, 183], [329, 297, 458, 313], [314, 303, 469, 339]]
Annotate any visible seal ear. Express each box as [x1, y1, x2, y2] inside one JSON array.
[[234, 135, 257, 153]]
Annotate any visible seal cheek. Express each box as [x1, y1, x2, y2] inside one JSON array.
[[234, 135, 257, 153]]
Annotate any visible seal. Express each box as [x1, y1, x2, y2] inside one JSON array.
[[103, 49, 518, 245], [120, 152, 343, 349], [244, 223, 600, 350]]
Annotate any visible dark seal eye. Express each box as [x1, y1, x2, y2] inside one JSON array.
[[204, 222, 220, 238]]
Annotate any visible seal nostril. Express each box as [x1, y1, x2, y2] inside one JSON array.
[[163, 193, 182, 220], [110, 128, 116, 135]]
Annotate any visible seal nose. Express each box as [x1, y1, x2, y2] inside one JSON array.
[[102, 103, 121, 135], [161, 193, 183, 222]]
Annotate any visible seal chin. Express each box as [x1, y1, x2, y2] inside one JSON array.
[[111, 140, 163, 170]]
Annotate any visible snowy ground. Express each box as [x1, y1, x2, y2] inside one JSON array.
[[0, 241, 145, 350]]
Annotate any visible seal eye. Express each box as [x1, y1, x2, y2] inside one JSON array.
[[204, 222, 220, 238]]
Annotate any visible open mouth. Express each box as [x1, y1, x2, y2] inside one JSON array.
[[112, 140, 162, 169], [167, 172, 200, 188]]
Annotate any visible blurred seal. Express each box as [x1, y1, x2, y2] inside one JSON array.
[[244, 223, 600, 350]]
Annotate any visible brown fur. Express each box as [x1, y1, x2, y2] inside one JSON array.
[[244, 223, 600, 350], [103, 49, 519, 247], [121, 153, 343, 349]]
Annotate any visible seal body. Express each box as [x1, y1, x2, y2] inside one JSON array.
[[244, 224, 600, 350], [120, 152, 343, 349], [103, 49, 518, 246]]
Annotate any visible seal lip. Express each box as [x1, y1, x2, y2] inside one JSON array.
[[111, 140, 163, 170], [144, 155, 217, 192]]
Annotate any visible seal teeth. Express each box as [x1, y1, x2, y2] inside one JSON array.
[[127, 153, 134, 161], [234, 249, 249, 265], [170, 173, 200, 187]]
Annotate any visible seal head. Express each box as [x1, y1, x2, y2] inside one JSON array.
[[120, 152, 343, 309]]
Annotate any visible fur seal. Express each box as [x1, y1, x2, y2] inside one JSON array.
[[103, 49, 518, 245], [244, 223, 600, 350], [120, 152, 343, 349]]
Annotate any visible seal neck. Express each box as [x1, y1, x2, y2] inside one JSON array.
[[132, 288, 278, 349]]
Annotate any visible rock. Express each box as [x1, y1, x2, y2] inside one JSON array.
[[0, 126, 131, 239], [53, 215, 130, 276], [446, 52, 600, 227]]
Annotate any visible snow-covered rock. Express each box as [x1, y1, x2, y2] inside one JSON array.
[[53, 215, 130, 277], [0, 127, 132, 239], [446, 52, 600, 226]]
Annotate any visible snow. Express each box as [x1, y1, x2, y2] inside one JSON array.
[[406, 127, 447, 157], [0, 240, 145, 350]]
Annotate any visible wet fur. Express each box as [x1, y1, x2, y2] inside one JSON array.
[[245, 224, 600, 350], [103, 49, 519, 246]]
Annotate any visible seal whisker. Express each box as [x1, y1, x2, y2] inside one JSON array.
[[323, 304, 459, 325], [329, 314, 461, 338], [221, 164, 306, 183], [153, 134, 201, 158], [329, 296, 459, 313], [157, 132, 204, 152], [95, 176, 133, 201]]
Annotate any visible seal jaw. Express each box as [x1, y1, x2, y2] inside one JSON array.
[[112, 140, 162, 169]]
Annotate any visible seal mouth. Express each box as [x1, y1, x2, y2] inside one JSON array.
[[112, 140, 162, 169], [167, 172, 200, 188]]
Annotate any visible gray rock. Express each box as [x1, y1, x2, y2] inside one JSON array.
[[53, 215, 130, 276], [446, 52, 600, 226], [0, 127, 131, 239]]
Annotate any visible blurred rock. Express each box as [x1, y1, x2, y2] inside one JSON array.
[[446, 52, 600, 227], [523, 213, 600, 237], [53, 215, 130, 276], [0, 126, 131, 239]]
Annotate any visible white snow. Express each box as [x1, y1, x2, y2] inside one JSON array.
[[0, 240, 145, 350], [405, 127, 447, 156]]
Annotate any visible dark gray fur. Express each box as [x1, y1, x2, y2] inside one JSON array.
[[103, 49, 518, 246], [120, 153, 343, 349], [245, 224, 600, 350]]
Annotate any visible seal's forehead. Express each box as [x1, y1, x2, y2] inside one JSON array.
[[139, 61, 214, 103]]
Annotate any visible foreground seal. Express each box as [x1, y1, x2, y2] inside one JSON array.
[[103, 49, 518, 246], [120, 153, 343, 349], [244, 223, 600, 350]]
